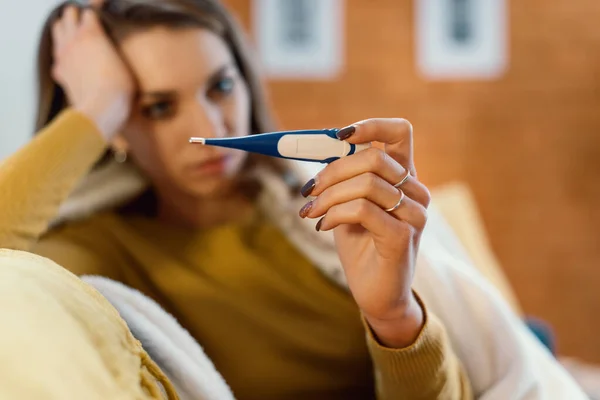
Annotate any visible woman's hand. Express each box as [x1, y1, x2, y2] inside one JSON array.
[[51, 5, 134, 141], [299, 118, 430, 348]]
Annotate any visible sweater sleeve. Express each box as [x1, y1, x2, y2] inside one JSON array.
[[0, 109, 107, 251], [365, 293, 473, 400]]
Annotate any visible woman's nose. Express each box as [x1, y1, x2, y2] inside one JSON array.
[[188, 99, 226, 139]]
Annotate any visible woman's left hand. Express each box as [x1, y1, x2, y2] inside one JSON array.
[[299, 118, 431, 348]]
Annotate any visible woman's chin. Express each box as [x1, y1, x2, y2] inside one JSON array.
[[182, 177, 236, 199]]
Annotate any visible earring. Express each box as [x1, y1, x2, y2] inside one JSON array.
[[114, 149, 128, 163]]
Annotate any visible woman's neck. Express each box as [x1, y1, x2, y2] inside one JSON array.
[[154, 186, 254, 230]]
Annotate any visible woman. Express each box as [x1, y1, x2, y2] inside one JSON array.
[[0, 0, 586, 399]]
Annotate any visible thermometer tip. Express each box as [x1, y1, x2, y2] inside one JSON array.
[[189, 137, 206, 145]]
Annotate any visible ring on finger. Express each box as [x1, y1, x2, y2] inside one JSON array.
[[394, 170, 411, 188], [385, 189, 405, 212]]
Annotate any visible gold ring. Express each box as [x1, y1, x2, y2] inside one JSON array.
[[394, 170, 411, 188], [385, 189, 405, 212]]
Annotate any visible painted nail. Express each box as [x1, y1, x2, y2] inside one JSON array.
[[336, 125, 356, 140], [299, 201, 313, 218], [300, 178, 316, 197], [315, 217, 324, 231]]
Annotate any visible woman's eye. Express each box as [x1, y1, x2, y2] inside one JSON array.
[[209, 77, 235, 97], [141, 101, 175, 119]]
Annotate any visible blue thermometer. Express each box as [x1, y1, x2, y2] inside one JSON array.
[[189, 129, 371, 164]]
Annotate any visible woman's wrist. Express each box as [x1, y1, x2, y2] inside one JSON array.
[[76, 97, 130, 142], [364, 293, 425, 349]]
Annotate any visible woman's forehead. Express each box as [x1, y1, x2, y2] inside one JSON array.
[[119, 26, 233, 92]]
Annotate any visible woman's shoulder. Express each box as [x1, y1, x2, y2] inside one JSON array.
[[32, 211, 128, 278], [41, 210, 121, 242]]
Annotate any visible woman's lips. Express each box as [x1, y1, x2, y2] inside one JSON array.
[[187, 155, 231, 176]]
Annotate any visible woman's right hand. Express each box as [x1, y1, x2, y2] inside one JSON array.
[[51, 5, 134, 141]]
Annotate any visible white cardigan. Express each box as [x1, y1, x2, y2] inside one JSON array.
[[54, 159, 586, 399]]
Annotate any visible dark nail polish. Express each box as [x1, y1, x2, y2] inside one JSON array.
[[300, 178, 316, 197], [299, 201, 313, 218], [315, 217, 324, 232], [336, 125, 356, 140]]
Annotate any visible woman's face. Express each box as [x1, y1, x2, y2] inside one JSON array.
[[118, 26, 251, 198]]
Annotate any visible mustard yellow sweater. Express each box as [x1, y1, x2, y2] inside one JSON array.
[[0, 109, 471, 399]]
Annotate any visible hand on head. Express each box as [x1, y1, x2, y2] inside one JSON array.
[[51, 3, 133, 141]]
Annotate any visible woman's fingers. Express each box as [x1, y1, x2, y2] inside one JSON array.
[[52, 5, 81, 57], [82, 7, 104, 31], [316, 198, 394, 233], [338, 118, 415, 177], [303, 147, 430, 208], [314, 197, 419, 245], [62, 6, 80, 38], [301, 173, 428, 230], [51, 16, 67, 56]]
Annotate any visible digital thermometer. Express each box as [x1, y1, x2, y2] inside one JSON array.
[[189, 129, 370, 164]]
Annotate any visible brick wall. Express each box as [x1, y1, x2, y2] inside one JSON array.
[[225, 0, 600, 362]]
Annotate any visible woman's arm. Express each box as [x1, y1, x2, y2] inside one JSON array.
[[0, 110, 106, 250], [365, 294, 472, 399], [0, 5, 134, 251]]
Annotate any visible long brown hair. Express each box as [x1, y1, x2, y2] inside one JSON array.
[[35, 0, 294, 214]]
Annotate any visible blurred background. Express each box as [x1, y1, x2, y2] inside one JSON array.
[[227, 0, 600, 365], [1, 0, 599, 369]]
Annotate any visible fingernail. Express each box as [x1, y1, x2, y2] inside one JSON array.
[[336, 125, 356, 140], [299, 201, 313, 218], [315, 217, 324, 231], [300, 178, 316, 197]]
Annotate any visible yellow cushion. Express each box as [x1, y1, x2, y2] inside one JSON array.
[[0, 249, 166, 399]]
